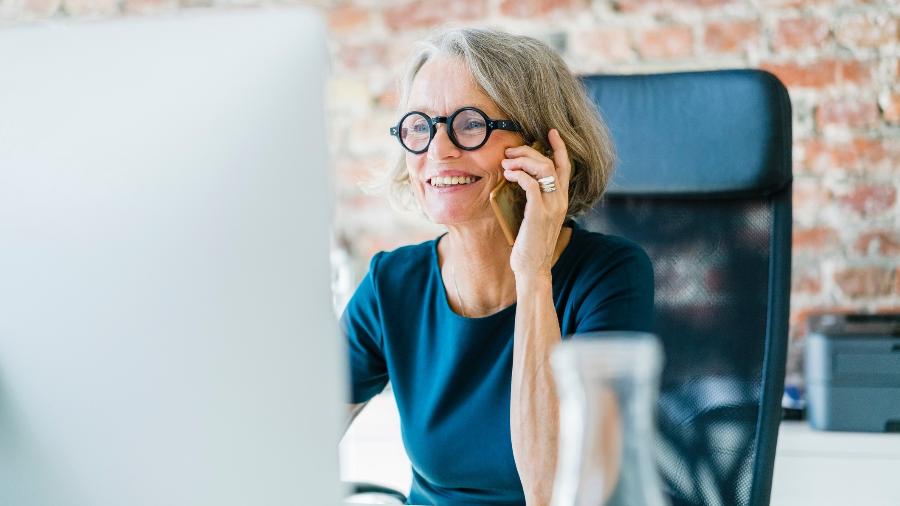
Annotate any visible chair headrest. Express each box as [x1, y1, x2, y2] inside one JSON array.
[[582, 70, 792, 197]]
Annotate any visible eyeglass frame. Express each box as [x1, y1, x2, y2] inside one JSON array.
[[389, 106, 523, 154]]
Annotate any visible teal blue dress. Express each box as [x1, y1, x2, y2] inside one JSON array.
[[341, 222, 654, 505]]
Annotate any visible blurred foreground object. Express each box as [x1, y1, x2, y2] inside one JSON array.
[[0, 8, 345, 506], [551, 333, 669, 506]]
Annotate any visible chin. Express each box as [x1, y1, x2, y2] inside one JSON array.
[[415, 187, 494, 226], [424, 207, 468, 225], [425, 205, 495, 228]]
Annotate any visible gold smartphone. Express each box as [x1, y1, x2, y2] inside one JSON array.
[[489, 178, 522, 247], [489, 141, 547, 246]]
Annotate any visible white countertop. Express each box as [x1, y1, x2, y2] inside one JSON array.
[[771, 420, 900, 506]]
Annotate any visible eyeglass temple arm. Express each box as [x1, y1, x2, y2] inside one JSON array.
[[489, 120, 520, 131]]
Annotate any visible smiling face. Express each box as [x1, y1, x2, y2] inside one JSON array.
[[404, 56, 525, 226]]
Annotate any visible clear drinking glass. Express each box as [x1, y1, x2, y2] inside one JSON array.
[[550, 332, 669, 506]]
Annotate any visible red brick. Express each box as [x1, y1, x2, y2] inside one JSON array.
[[815, 98, 880, 129], [614, 0, 733, 12], [704, 19, 759, 54], [792, 267, 822, 295], [383, 0, 487, 31], [835, 13, 899, 49], [834, 267, 895, 298], [635, 25, 693, 59], [855, 230, 900, 256], [761, 59, 873, 89], [793, 226, 839, 250], [499, 0, 585, 17], [328, 4, 370, 34], [881, 93, 900, 123], [573, 28, 634, 62], [760, 0, 835, 6], [760, 60, 837, 88], [62, 0, 117, 15], [799, 137, 892, 173], [611, 0, 650, 11], [839, 184, 896, 216], [772, 17, 830, 51], [612, 0, 656, 11], [838, 60, 875, 85]]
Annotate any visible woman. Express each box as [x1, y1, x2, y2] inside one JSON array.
[[342, 28, 653, 506]]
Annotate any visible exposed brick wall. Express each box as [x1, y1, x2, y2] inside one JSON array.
[[4, 0, 898, 375]]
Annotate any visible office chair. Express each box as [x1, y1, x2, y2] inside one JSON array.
[[578, 69, 792, 506]]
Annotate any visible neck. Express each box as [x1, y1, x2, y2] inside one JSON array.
[[439, 218, 571, 318], [441, 219, 515, 317]]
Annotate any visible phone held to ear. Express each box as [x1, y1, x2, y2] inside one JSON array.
[[489, 178, 521, 247], [489, 141, 547, 247]]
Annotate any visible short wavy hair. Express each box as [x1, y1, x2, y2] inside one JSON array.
[[386, 28, 616, 219]]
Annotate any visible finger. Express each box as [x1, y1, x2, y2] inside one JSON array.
[[504, 144, 544, 159], [548, 129, 572, 191], [500, 156, 556, 180], [503, 169, 544, 207]]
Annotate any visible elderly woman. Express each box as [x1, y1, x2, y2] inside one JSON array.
[[342, 28, 653, 505]]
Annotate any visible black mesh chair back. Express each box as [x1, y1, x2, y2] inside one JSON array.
[[578, 70, 792, 506]]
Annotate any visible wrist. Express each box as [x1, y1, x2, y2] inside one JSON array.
[[515, 271, 553, 294]]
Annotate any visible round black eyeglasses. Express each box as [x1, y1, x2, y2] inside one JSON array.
[[389, 107, 522, 154]]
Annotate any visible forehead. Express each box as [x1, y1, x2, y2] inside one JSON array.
[[406, 55, 501, 116]]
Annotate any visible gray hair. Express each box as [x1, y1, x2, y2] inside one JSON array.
[[386, 28, 616, 218]]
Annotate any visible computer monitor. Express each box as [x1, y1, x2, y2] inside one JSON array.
[[0, 9, 344, 506]]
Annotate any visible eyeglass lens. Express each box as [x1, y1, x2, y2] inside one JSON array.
[[399, 109, 488, 152]]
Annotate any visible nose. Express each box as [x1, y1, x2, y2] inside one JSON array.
[[427, 124, 461, 161]]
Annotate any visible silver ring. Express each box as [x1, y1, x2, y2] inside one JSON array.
[[539, 183, 558, 193], [537, 175, 557, 193]]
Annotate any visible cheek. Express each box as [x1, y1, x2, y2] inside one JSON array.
[[474, 150, 507, 181], [406, 159, 425, 198], [406, 152, 426, 176]]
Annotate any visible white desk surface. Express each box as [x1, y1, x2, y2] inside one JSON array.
[[342, 393, 900, 505], [771, 420, 900, 506]]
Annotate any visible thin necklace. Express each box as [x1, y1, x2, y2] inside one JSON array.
[[451, 263, 468, 318]]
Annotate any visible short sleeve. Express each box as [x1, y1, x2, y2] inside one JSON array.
[[340, 253, 389, 404], [574, 243, 655, 334]]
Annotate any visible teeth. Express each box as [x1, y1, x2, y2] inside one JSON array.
[[431, 176, 477, 187]]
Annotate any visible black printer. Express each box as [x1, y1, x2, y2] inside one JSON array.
[[804, 313, 900, 432]]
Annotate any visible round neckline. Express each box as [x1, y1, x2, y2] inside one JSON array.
[[431, 223, 582, 321]]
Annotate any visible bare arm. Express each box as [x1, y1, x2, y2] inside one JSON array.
[[503, 129, 573, 505], [510, 275, 561, 505]]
